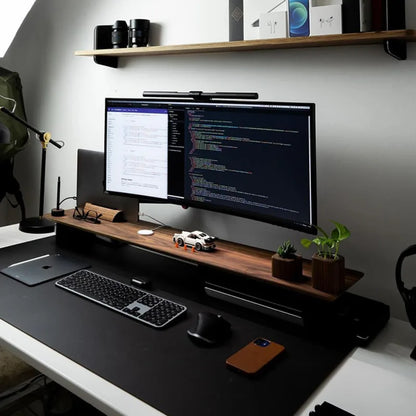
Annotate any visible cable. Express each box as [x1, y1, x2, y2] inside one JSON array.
[[138, 212, 169, 232], [58, 196, 77, 206], [0, 94, 17, 113]]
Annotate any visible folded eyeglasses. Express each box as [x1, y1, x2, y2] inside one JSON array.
[[73, 207, 102, 224]]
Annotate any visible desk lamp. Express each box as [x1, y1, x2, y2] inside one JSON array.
[[0, 106, 62, 233]]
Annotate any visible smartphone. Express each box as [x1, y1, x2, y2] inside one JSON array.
[[288, 0, 310, 37], [226, 338, 285, 375]]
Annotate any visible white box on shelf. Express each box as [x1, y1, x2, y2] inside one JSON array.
[[244, 0, 288, 40], [310, 4, 342, 35], [259, 12, 288, 38], [311, 0, 342, 5]]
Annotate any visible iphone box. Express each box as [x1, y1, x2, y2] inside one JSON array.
[[288, 0, 311, 37], [310, 4, 342, 35]]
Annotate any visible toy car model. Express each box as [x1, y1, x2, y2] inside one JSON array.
[[173, 230, 216, 251]]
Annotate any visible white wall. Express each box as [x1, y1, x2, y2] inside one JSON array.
[[1, 0, 416, 321]]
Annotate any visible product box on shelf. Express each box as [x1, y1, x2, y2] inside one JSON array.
[[244, 0, 288, 40], [288, 0, 311, 37], [342, 0, 372, 33], [310, 1, 343, 35], [259, 11, 288, 39], [229, 0, 244, 41]]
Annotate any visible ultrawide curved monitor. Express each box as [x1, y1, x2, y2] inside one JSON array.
[[104, 97, 317, 234]]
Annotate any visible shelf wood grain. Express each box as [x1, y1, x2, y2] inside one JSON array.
[[75, 30, 416, 58], [47, 211, 363, 302]]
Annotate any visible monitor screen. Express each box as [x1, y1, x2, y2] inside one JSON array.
[[104, 97, 317, 234]]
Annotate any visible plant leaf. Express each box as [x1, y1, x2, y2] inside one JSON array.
[[301, 238, 312, 248], [332, 221, 350, 241], [315, 225, 329, 239], [330, 227, 339, 240], [310, 238, 320, 247]]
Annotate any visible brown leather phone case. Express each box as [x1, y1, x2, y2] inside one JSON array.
[[226, 338, 285, 375]]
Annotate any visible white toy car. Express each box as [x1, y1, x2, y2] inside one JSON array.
[[173, 230, 216, 251]]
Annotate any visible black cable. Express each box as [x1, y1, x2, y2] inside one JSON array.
[[138, 212, 169, 231], [58, 196, 77, 206]]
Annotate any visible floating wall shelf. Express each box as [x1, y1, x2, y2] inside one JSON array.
[[75, 30, 416, 67]]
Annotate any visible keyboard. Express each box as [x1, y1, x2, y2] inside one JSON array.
[[55, 270, 187, 328]]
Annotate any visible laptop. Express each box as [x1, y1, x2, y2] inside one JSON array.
[[77, 149, 138, 223], [1, 254, 89, 286]]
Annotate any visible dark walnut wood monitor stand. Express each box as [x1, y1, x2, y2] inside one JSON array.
[[46, 210, 362, 302]]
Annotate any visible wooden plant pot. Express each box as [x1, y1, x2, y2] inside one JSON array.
[[271, 254, 303, 281], [311, 254, 345, 294]]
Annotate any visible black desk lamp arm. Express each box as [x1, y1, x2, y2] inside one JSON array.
[[0, 105, 63, 232], [0, 106, 62, 149]]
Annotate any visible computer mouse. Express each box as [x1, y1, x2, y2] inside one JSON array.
[[187, 312, 231, 345]]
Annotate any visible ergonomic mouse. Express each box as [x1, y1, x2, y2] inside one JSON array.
[[187, 312, 231, 345]]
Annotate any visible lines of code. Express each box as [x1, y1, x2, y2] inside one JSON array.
[[183, 107, 310, 221]]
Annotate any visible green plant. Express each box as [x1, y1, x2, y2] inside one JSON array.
[[277, 240, 297, 259], [301, 221, 350, 260]]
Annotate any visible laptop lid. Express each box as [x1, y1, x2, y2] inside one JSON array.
[[1, 254, 89, 286]]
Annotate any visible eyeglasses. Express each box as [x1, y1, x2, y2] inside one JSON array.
[[73, 206, 102, 224]]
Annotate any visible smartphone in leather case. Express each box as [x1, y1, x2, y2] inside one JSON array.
[[226, 338, 285, 375]]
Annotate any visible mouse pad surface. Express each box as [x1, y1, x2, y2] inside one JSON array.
[[0, 238, 353, 416], [1, 253, 89, 286]]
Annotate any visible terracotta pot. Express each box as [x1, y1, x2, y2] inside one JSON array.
[[271, 253, 303, 281], [311, 254, 345, 294]]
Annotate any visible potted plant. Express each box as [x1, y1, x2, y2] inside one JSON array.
[[271, 241, 303, 281], [301, 221, 350, 294]]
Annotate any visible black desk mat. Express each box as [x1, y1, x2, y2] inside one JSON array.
[[0, 237, 352, 416]]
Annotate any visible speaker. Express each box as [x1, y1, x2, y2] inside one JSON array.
[[94, 25, 118, 68]]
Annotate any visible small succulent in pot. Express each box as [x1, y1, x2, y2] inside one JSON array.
[[272, 241, 302, 281], [277, 240, 297, 259]]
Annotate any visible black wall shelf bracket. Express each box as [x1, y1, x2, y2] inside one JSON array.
[[383, 39, 407, 60], [94, 25, 118, 68]]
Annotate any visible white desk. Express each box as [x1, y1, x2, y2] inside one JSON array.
[[0, 225, 415, 416], [0, 224, 55, 249], [0, 224, 164, 416], [296, 318, 416, 415]]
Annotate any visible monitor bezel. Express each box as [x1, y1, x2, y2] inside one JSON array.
[[104, 97, 317, 234]]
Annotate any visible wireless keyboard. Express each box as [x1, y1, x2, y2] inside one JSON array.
[[55, 270, 187, 328]]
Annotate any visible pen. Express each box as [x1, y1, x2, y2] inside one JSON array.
[[56, 176, 61, 209]]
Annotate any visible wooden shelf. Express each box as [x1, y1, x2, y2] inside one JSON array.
[[46, 211, 363, 302], [75, 30, 416, 63]]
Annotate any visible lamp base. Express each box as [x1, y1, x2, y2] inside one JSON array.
[[19, 217, 55, 234]]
